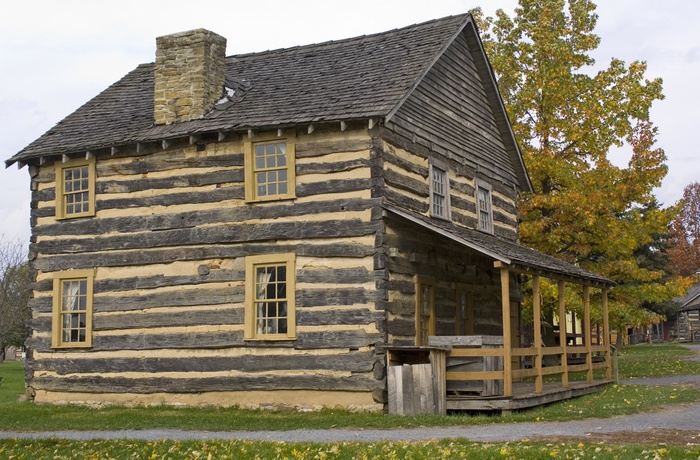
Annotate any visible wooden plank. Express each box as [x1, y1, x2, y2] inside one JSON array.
[[446, 371, 504, 381], [558, 280, 569, 387], [446, 348, 504, 357], [583, 285, 593, 383], [532, 275, 543, 393], [500, 266, 513, 396], [387, 365, 401, 414]]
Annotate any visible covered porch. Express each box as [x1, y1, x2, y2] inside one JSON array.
[[384, 207, 615, 415]]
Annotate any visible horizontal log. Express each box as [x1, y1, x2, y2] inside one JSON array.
[[295, 138, 371, 157], [30, 308, 243, 333], [294, 330, 382, 349], [297, 288, 374, 308], [96, 169, 243, 194], [30, 373, 379, 394], [383, 189, 429, 214], [382, 150, 428, 178], [298, 267, 373, 285], [297, 158, 370, 176], [386, 318, 415, 336], [28, 327, 383, 353], [33, 350, 375, 375], [34, 220, 380, 254], [94, 308, 243, 330], [93, 286, 243, 313], [33, 269, 241, 294], [97, 153, 244, 177], [31, 242, 376, 272], [35, 198, 375, 237], [296, 178, 375, 198], [384, 168, 429, 198], [297, 308, 380, 326], [97, 185, 244, 210]]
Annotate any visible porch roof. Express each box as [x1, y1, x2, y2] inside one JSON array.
[[384, 205, 614, 287]]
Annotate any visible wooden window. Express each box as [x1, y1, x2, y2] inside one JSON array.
[[245, 253, 296, 340], [55, 157, 96, 219], [415, 275, 435, 346], [455, 284, 474, 335], [244, 130, 296, 202], [52, 270, 94, 348], [476, 180, 493, 233], [429, 162, 450, 220]]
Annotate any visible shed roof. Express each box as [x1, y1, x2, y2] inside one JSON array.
[[384, 205, 615, 287], [8, 14, 474, 166]]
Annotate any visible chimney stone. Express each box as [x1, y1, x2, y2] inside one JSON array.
[[154, 29, 227, 125]]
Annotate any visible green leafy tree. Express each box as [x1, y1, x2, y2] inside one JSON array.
[[474, 0, 687, 342], [0, 237, 30, 361]]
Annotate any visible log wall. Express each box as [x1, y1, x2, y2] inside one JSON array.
[[26, 126, 387, 410]]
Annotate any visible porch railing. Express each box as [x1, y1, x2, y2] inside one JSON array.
[[436, 338, 612, 397]]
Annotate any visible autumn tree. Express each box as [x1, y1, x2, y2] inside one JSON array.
[[668, 182, 700, 277], [0, 237, 30, 361], [475, 0, 687, 339]]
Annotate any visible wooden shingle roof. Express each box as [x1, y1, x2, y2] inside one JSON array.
[[7, 14, 472, 166]]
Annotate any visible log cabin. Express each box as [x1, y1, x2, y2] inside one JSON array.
[[7, 13, 615, 413]]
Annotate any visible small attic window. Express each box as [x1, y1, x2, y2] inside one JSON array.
[[429, 158, 451, 221], [476, 180, 493, 234], [55, 157, 96, 220], [244, 130, 296, 202]]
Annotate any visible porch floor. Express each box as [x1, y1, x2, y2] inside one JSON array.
[[446, 379, 612, 413]]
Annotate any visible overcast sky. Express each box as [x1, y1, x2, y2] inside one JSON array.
[[1, 0, 698, 246]]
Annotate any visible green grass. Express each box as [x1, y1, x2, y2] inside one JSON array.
[[616, 343, 700, 377], [0, 438, 695, 459], [0, 343, 698, 433]]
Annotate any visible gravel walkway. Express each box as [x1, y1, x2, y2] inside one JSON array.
[[1, 345, 698, 443]]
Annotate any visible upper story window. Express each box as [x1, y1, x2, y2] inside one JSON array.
[[244, 253, 297, 340], [244, 131, 296, 202], [55, 157, 96, 219], [476, 179, 493, 233], [52, 270, 94, 348], [429, 160, 450, 220]]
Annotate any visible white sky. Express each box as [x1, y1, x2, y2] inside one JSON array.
[[1, 0, 698, 246]]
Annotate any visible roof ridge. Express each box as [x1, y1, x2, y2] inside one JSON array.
[[225, 13, 470, 60]]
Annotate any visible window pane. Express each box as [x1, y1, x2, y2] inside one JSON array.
[[252, 262, 290, 336]]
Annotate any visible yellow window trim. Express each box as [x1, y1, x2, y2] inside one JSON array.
[[55, 156, 96, 220], [51, 269, 95, 349], [244, 130, 296, 202], [414, 274, 435, 345], [244, 253, 296, 341]]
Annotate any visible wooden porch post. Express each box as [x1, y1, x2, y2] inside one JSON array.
[[532, 274, 543, 393], [602, 288, 611, 380], [583, 285, 593, 383], [558, 280, 568, 388], [500, 265, 513, 396]]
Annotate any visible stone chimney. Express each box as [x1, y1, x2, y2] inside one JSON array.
[[154, 29, 227, 125]]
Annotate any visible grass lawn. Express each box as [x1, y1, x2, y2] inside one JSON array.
[[0, 438, 696, 460], [0, 343, 698, 458], [0, 343, 698, 432]]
